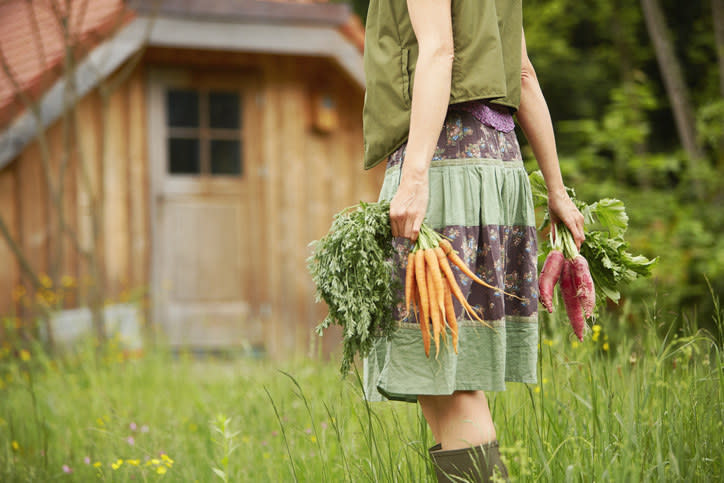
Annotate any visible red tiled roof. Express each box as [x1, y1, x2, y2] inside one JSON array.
[[0, 0, 130, 127], [0, 0, 365, 129]]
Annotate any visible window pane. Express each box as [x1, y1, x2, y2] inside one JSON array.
[[210, 140, 241, 175], [209, 91, 240, 129], [167, 90, 199, 127], [168, 138, 200, 174]]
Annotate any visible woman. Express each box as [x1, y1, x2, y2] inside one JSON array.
[[362, 0, 585, 481]]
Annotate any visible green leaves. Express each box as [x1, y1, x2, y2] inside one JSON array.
[[580, 231, 657, 304], [586, 198, 628, 236], [307, 201, 399, 374]]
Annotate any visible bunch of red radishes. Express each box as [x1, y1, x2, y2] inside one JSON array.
[[529, 171, 657, 342], [539, 224, 595, 341]]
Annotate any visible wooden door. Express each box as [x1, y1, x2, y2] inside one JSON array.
[[148, 70, 261, 349]]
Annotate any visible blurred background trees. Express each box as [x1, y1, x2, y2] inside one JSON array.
[[341, 0, 724, 337]]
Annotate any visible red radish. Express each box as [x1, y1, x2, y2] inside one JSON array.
[[572, 255, 596, 318], [538, 250, 565, 313], [561, 259, 585, 341]]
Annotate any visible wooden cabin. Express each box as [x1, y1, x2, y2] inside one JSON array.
[[0, 0, 384, 358]]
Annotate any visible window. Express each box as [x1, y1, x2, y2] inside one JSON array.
[[165, 89, 242, 176]]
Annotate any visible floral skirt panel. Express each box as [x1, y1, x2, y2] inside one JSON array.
[[364, 108, 539, 403]]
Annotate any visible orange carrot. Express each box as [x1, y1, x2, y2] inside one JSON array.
[[443, 281, 458, 354], [425, 249, 448, 349], [405, 252, 415, 316], [424, 260, 443, 358], [414, 249, 431, 357], [415, 285, 430, 357], [424, 249, 447, 322], [438, 238, 453, 255], [438, 239, 525, 301], [434, 246, 493, 329]]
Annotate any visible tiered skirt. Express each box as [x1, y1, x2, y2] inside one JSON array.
[[364, 108, 539, 402]]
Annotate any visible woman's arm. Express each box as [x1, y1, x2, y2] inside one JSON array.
[[389, 0, 454, 241], [516, 29, 586, 248]]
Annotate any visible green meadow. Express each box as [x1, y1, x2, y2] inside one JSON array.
[[1, 299, 722, 482]]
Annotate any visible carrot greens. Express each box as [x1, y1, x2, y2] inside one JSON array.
[[307, 201, 399, 374]]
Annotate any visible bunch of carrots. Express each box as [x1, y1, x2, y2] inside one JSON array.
[[406, 224, 524, 357], [538, 224, 595, 341]]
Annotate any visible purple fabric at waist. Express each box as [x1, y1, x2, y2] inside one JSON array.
[[451, 100, 515, 133]]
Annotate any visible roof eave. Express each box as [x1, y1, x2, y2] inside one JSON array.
[[127, 0, 353, 27]]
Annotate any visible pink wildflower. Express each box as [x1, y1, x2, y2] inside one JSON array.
[[130, 422, 137, 431], [127, 436, 135, 446], [62, 464, 72, 474], [84, 456, 91, 465]]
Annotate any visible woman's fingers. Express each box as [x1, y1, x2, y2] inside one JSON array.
[[390, 208, 423, 240], [389, 183, 429, 241], [549, 192, 585, 250], [567, 211, 585, 249]]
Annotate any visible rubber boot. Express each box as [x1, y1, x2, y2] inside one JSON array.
[[428, 441, 509, 482]]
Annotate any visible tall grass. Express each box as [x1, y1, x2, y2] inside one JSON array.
[[0, 299, 721, 481]]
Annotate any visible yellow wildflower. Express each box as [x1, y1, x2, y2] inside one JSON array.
[[533, 386, 541, 394], [310, 435, 317, 443], [161, 454, 174, 466], [151, 458, 161, 465], [93, 462, 102, 468], [111, 459, 124, 470], [127, 459, 140, 466], [11, 440, 19, 451], [571, 340, 580, 349], [592, 324, 602, 333], [42, 290, 56, 305], [592, 332, 600, 342], [39, 274, 52, 288], [156, 466, 167, 475], [96, 417, 105, 427], [603, 342, 610, 352], [542, 377, 549, 384], [19, 349, 30, 361], [542, 338, 554, 347]]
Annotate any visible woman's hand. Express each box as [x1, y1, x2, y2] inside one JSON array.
[[548, 188, 585, 249], [389, 173, 429, 241]]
